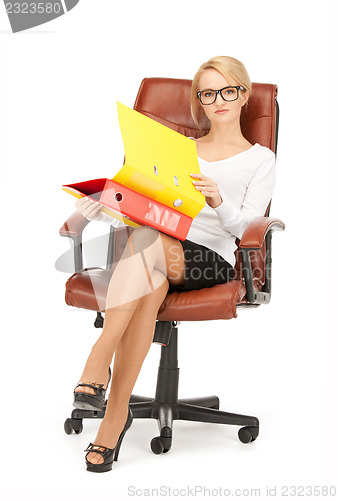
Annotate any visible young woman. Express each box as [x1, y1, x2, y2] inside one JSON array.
[[73, 56, 276, 472]]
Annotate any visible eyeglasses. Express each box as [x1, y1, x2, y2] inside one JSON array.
[[197, 85, 246, 105]]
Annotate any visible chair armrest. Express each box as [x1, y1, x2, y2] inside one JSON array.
[[59, 211, 90, 238], [239, 216, 286, 250], [59, 211, 120, 273], [59, 212, 91, 272], [238, 216, 285, 304]]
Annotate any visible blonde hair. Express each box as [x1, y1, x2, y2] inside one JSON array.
[[191, 56, 252, 127]]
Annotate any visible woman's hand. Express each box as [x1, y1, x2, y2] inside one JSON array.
[[190, 173, 222, 208], [75, 197, 102, 220]]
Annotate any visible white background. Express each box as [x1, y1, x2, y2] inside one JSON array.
[[0, 0, 337, 498]]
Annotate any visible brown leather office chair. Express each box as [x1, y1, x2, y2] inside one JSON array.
[[61, 78, 285, 454]]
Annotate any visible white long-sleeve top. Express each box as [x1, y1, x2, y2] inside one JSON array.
[[95, 142, 276, 268]]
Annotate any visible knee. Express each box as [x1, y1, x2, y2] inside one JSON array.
[[151, 269, 169, 291], [141, 269, 169, 303], [129, 226, 160, 253]]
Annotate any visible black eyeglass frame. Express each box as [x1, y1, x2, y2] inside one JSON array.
[[197, 85, 246, 105]]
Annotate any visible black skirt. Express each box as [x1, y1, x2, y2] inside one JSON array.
[[168, 239, 234, 294]]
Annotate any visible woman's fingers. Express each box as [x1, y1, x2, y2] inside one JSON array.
[[75, 197, 96, 209], [190, 173, 221, 207], [191, 177, 218, 194], [76, 197, 96, 207], [75, 197, 102, 219], [200, 187, 218, 194], [194, 184, 217, 192], [190, 173, 217, 188], [84, 204, 101, 219]]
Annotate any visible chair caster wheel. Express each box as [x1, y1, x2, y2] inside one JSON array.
[[64, 418, 83, 435], [94, 316, 104, 328], [211, 396, 220, 409], [238, 426, 259, 443], [150, 436, 171, 454]]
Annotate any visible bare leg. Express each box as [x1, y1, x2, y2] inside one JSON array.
[[75, 227, 185, 389], [75, 227, 186, 464], [86, 269, 169, 464]]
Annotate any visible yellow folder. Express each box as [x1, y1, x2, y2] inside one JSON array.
[[113, 102, 205, 219]]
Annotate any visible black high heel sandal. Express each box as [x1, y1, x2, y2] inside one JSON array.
[[73, 366, 111, 411], [84, 407, 133, 473]]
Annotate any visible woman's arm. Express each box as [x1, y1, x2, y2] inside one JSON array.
[[213, 155, 276, 240], [75, 197, 126, 228]]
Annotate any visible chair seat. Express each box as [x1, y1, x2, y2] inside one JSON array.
[[65, 267, 250, 320]]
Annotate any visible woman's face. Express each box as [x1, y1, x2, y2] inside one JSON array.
[[198, 69, 248, 126]]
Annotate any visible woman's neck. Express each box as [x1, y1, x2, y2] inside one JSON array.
[[204, 121, 247, 146]]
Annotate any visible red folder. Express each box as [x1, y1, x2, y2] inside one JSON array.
[[62, 178, 192, 241]]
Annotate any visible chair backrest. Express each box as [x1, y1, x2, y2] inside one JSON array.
[[133, 78, 278, 150], [114, 78, 279, 285]]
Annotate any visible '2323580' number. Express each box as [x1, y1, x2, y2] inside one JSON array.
[[5, 2, 62, 14]]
